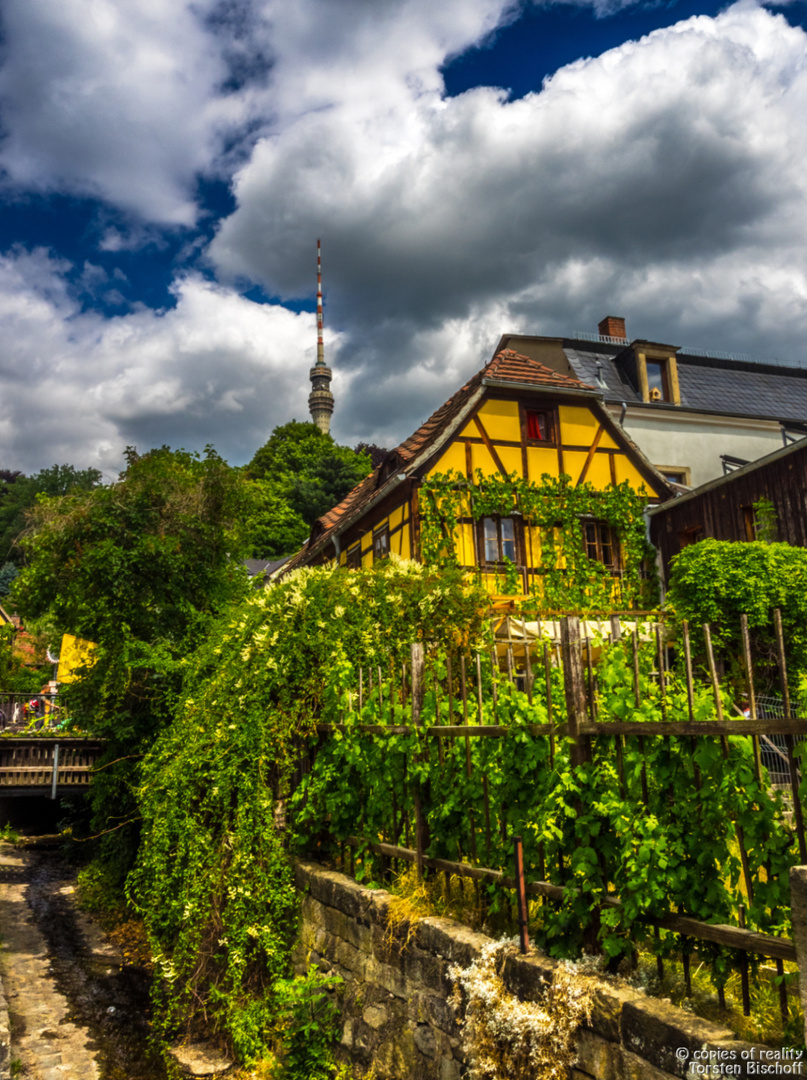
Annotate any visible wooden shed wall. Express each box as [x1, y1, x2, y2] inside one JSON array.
[[650, 442, 807, 584]]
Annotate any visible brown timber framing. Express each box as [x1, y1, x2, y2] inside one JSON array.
[[285, 368, 673, 574]]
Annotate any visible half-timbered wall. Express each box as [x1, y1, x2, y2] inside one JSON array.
[[336, 390, 661, 593]]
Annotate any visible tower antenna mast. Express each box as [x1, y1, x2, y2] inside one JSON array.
[[308, 239, 334, 434]]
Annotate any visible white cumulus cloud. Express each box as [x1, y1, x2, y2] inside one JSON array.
[[0, 249, 338, 472]]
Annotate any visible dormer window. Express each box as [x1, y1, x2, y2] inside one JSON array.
[[634, 349, 680, 405], [646, 360, 670, 402]]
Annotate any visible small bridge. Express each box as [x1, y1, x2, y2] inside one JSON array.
[[1, 694, 102, 797], [0, 738, 102, 797]]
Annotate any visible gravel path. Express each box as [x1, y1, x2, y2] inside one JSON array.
[[0, 844, 100, 1080], [0, 842, 164, 1080]]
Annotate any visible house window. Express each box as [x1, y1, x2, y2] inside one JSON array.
[[373, 524, 390, 561], [344, 543, 361, 569], [645, 360, 670, 402], [523, 407, 556, 444], [656, 466, 691, 486], [478, 516, 519, 564], [678, 525, 704, 550], [584, 521, 620, 570]]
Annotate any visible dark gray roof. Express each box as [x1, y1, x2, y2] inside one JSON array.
[[562, 340, 807, 424], [244, 557, 290, 581], [563, 347, 640, 402]]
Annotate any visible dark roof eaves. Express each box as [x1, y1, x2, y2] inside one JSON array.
[[481, 378, 601, 399]]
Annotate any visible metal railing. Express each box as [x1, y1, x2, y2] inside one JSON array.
[[571, 331, 790, 369], [0, 692, 62, 733], [756, 695, 804, 792]]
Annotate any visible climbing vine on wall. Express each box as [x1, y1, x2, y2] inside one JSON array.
[[419, 469, 658, 611]]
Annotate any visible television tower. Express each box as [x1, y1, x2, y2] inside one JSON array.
[[308, 239, 334, 434]]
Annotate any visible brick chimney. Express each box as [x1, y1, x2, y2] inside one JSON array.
[[598, 315, 627, 342]]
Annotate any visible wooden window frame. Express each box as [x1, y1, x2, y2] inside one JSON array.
[[373, 523, 390, 561], [678, 525, 704, 551], [344, 543, 361, 569], [520, 404, 558, 447], [476, 515, 522, 567], [583, 519, 620, 572]]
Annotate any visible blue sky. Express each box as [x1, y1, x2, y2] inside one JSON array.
[[1, 0, 807, 474]]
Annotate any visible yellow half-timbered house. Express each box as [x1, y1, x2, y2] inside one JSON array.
[[284, 350, 673, 595]]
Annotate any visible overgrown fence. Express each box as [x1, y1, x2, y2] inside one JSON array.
[[290, 609, 807, 1028]]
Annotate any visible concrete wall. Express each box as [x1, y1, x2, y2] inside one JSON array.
[[614, 407, 783, 488], [294, 861, 781, 1080]]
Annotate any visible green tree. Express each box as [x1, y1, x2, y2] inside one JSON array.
[[245, 421, 370, 557], [12, 445, 255, 876], [0, 463, 102, 565]]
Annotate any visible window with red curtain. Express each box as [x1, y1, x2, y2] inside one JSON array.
[[526, 410, 549, 441]]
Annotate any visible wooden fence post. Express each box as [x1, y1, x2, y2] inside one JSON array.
[[514, 835, 530, 954], [560, 616, 591, 766], [411, 642, 428, 880], [790, 868, 807, 1045]]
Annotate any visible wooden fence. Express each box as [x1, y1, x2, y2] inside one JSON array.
[[302, 609, 807, 1022]]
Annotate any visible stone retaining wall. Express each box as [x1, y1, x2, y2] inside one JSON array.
[[294, 861, 785, 1080]]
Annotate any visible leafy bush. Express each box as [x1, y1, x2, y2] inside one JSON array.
[[128, 557, 488, 1061], [667, 539, 807, 676]]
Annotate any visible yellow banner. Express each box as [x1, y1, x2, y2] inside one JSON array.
[[57, 634, 98, 683]]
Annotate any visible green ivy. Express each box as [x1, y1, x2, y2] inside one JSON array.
[[128, 557, 489, 1065], [419, 470, 658, 611]]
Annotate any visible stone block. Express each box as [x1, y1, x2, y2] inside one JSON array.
[[621, 997, 734, 1077], [440, 1057, 461, 1080], [368, 888, 392, 926], [350, 1021, 378, 1066], [362, 1005, 388, 1030], [501, 951, 555, 1003], [620, 1049, 678, 1080], [407, 989, 460, 1036], [574, 1029, 624, 1080], [403, 944, 451, 995], [334, 937, 368, 978], [413, 1023, 438, 1059], [415, 916, 490, 966], [340, 1018, 354, 1048], [375, 1024, 418, 1079], [365, 956, 408, 999], [295, 862, 368, 920], [587, 982, 643, 1044]]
